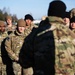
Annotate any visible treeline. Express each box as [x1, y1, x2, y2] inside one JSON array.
[[0, 7, 18, 22]]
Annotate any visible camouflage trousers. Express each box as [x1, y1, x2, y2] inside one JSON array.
[[23, 67, 33, 75], [13, 62, 22, 75], [0, 57, 7, 75]]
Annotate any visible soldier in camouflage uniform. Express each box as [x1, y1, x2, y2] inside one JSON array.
[[0, 21, 8, 75], [19, 1, 75, 75], [70, 8, 75, 19], [5, 15, 16, 35], [5, 19, 26, 75], [69, 16, 75, 33], [24, 14, 38, 36]]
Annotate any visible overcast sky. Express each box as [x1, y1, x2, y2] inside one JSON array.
[[0, 0, 75, 19]]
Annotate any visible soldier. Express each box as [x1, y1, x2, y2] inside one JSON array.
[[0, 21, 8, 75], [5, 19, 26, 75], [70, 8, 75, 19], [19, 0, 75, 75], [5, 15, 16, 35], [69, 16, 75, 33], [24, 14, 38, 36]]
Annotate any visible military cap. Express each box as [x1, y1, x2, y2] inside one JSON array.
[[48, 0, 66, 18], [0, 21, 5, 26], [24, 14, 34, 21], [17, 19, 26, 27], [70, 16, 75, 23], [6, 15, 12, 20]]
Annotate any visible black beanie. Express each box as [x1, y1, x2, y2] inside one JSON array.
[[24, 14, 34, 21], [70, 16, 75, 23], [48, 0, 66, 18]]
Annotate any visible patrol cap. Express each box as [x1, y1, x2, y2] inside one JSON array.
[[70, 16, 75, 23], [0, 21, 5, 26], [17, 19, 26, 27], [24, 14, 34, 21], [6, 15, 12, 20], [48, 0, 66, 18]]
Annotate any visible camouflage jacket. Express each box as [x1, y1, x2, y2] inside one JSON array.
[[48, 16, 75, 75], [24, 23, 38, 36], [5, 30, 25, 61], [0, 31, 8, 57], [5, 25, 17, 35], [20, 16, 75, 75], [71, 29, 75, 34], [70, 8, 75, 19]]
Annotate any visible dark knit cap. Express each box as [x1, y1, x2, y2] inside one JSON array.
[[24, 14, 34, 21], [17, 19, 26, 27], [70, 16, 75, 23], [0, 21, 5, 26], [48, 0, 66, 18]]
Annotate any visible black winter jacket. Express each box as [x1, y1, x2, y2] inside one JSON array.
[[19, 19, 55, 75]]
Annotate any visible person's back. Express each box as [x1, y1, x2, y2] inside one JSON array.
[[46, 16, 75, 75], [20, 1, 75, 75]]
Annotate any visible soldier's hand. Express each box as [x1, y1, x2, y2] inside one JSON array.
[[16, 57, 19, 61], [23, 67, 33, 75]]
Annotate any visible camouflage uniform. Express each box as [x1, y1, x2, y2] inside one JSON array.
[[5, 15, 17, 35], [25, 23, 38, 36], [71, 29, 75, 34], [70, 8, 75, 19], [24, 14, 38, 36], [5, 30, 25, 75], [5, 25, 16, 35], [48, 16, 75, 75], [20, 16, 75, 75], [5, 19, 26, 75], [0, 23, 8, 75]]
